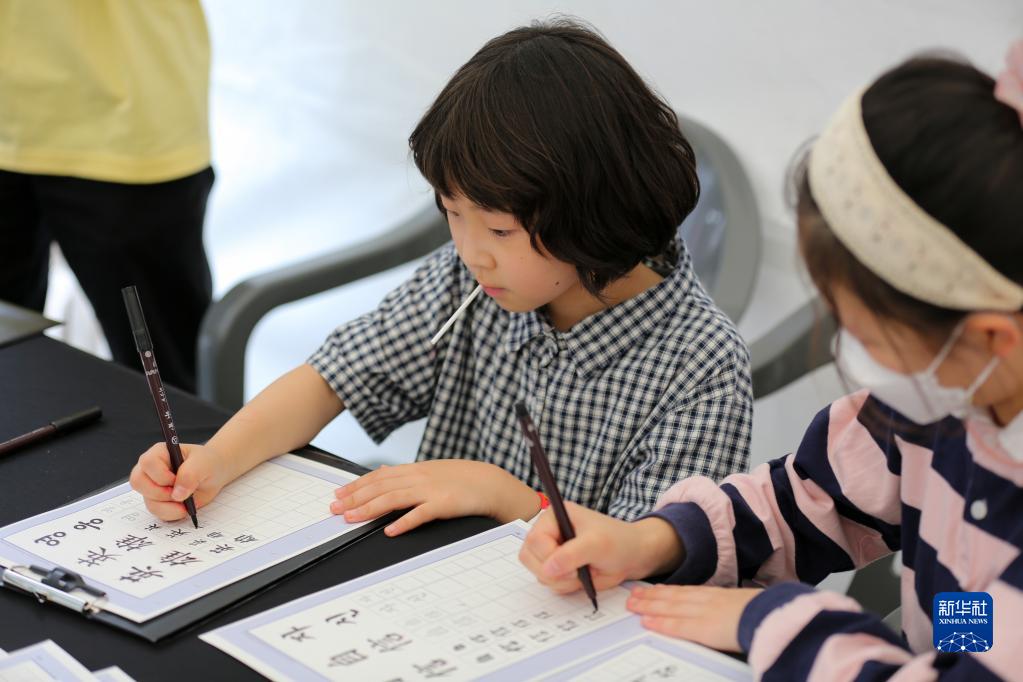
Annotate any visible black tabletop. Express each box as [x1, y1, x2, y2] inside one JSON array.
[[0, 335, 496, 680]]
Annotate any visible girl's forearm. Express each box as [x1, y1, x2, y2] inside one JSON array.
[[206, 364, 344, 482]]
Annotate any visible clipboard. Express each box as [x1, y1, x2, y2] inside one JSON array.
[[0, 447, 396, 643]]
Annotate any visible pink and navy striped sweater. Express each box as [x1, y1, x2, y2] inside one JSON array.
[[650, 390, 1022, 681]]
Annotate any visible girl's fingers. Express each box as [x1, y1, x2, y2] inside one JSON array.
[[332, 476, 414, 512], [334, 464, 410, 498], [641, 615, 701, 641], [383, 502, 440, 537], [343, 489, 419, 523], [540, 536, 601, 580], [627, 595, 691, 617], [521, 527, 560, 567], [129, 463, 175, 501], [547, 577, 584, 594], [143, 499, 189, 522], [518, 540, 546, 576], [138, 449, 176, 487]]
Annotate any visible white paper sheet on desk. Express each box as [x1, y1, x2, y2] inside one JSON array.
[[0, 454, 368, 622], [0, 640, 97, 681], [92, 666, 135, 682], [201, 521, 751, 682]]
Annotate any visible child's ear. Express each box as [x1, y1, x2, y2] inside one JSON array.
[[966, 312, 1023, 357]]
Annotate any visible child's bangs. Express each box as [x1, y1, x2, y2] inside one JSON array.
[[410, 66, 542, 222]]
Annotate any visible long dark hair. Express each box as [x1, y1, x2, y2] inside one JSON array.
[[409, 17, 700, 296]]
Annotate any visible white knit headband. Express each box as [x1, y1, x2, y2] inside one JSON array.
[[807, 90, 1023, 312]]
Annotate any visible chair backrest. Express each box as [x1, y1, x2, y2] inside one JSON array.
[[197, 206, 450, 408], [677, 114, 761, 325]]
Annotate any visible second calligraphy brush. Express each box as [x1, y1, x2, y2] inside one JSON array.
[[121, 285, 199, 528], [514, 401, 599, 612]]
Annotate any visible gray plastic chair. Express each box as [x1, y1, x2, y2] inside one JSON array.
[[676, 114, 760, 326], [196, 113, 828, 407], [196, 205, 450, 408], [749, 296, 836, 399]]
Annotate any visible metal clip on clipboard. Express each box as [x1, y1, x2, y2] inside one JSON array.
[[0, 564, 106, 614]]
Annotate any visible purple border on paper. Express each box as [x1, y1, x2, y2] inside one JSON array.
[[536, 633, 751, 681]]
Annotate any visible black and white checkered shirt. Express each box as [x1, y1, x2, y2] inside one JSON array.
[[309, 243, 751, 520]]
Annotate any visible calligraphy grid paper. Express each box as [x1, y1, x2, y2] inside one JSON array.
[[0, 454, 367, 622], [0, 640, 97, 682], [202, 521, 750, 681], [538, 634, 750, 681]]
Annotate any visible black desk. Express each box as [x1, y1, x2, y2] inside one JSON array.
[[0, 335, 496, 680]]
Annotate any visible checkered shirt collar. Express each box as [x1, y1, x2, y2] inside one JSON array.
[[502, 247, 696, 378]]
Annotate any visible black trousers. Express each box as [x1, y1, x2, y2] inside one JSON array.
[[0, 167, 214, 393]]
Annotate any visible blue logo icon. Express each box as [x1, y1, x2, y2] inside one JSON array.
[[933, 592, 993, 653]]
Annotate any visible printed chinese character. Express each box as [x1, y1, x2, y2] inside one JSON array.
[[189, 538, 208, 546], [652, 664, 680, 679], [160, 550, 201, 567], [325, 609, 360, 625], [234, 534, 258, 544], [938, 600, 952, 617], [33, 532, 67, 547], [556, 619, 578, 632], [971, 599, 989, 617], [328, 649, 367, 667], [166, 528, 188, 538], [119, 565, 164, 583], [280, 625, 314, 642], [413, 659, 457, 678], [73, 518, 103, 531], [145, 523, 161, 532], [77, 546, 119, 567], [368, 633, 411, 653], [207, 531, 224, 539], [209, 543, 234, 554], [498, 640, 524, 653], [115, 534, 154, 552]]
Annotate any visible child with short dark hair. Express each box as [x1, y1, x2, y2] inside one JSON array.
[[130, 19, 752, 536], [520, 46, 1023, 680]]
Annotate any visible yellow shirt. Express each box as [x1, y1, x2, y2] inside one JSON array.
[[0, 0, 210, 183]]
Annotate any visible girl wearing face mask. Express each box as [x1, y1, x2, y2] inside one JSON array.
[[518, 44, 1023, 680]]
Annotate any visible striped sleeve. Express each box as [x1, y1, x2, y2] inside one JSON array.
[[648, 390, 902, 587], [737, 582, 1006, 681]]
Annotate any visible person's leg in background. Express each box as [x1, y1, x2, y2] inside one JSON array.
[[0, 170, 50, 311], [37, 167, 215, 393]]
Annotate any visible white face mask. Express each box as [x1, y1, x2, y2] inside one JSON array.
[[834, 325, 1000, 425]]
